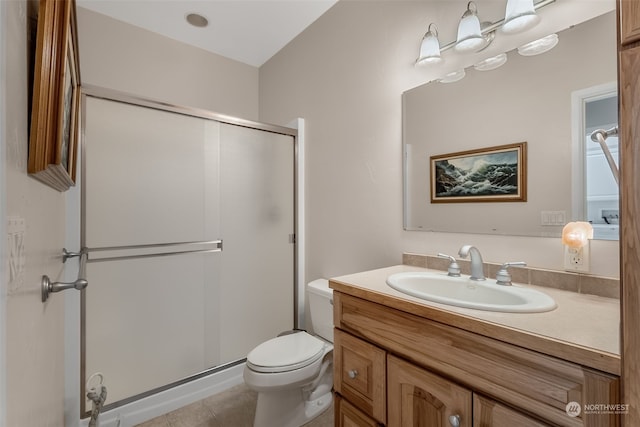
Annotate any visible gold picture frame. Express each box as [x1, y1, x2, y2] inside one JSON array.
[[28, 0, 80, 192], [430, 142, 527, 203]]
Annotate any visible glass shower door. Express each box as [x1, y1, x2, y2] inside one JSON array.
[[81, 95, 295, 413], [218, 123, 295, 361]]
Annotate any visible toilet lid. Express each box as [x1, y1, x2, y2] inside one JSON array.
[[246, 332, 326, 373]]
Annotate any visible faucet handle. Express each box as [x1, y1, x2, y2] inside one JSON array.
[[495, 262, 527, 286], [437, 253, 461, 277]]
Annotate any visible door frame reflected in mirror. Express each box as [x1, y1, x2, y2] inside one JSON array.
[[571, 81, 619, 240]]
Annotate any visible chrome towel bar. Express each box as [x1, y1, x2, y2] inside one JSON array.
[[84, 240, 223, 263], [41, 241, 222, 302]]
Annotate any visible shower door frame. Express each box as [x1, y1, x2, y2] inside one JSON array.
[[77, 85, 301, 417]]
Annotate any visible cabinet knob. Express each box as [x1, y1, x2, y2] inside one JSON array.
[[348, 369, 358, 379], [448, 414, 461, 427]]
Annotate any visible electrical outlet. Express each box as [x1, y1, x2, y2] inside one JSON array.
[[564, 245, 590, 273]]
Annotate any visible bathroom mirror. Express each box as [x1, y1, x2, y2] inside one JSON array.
[[403, 11, 617, 239]]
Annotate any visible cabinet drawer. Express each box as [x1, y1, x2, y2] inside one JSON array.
[[335, 292, 620, 427], [335, 393, 381, 427], [334, 328, 386, 423]]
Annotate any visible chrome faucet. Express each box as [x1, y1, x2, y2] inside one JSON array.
[[457, 245, 486, 281]]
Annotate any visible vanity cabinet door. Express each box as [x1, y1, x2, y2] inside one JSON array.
[[333, 329, 386, 423], [387, 355, 472, 427], [335, 394, 381, 427], [473, 395, 551, 427], [620, 0, 640, 45]]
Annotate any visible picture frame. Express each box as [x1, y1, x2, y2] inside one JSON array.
[[430, 142, 527, 203], [28, 0, 80, 192]]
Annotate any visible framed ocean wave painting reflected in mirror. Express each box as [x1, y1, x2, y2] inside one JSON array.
[[430, 142, 527, 203]]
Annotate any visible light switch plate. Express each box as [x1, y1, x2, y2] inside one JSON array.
[[7, 216, 26, 291], [541, 210, 567, 226]]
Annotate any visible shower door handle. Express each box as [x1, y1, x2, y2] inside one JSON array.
[[42, 276, 88, 302]]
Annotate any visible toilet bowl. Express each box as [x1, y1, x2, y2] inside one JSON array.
[[243, 279, 333, 427]]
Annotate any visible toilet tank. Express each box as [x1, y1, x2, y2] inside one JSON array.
[[307, 279, 334, 343]]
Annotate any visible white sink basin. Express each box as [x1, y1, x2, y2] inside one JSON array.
[[386, 271, 556, 313]]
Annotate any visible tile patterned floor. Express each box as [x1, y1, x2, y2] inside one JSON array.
[[135, 383, 334, 427]]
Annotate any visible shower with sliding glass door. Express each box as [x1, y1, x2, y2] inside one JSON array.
[[79, 88, 297, 417]]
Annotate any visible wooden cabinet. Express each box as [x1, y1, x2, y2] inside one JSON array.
[[332, 290, 620, 426], [620, 0, 640, 45], [387, 355, 472, 427]]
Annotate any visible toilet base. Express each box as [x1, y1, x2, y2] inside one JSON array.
[[253, 387, 332, 427], [252, 369, 333, 427]]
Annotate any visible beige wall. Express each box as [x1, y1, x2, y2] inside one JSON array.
[[3, 1, 67, 425], [259, 0, 619, 282], [77, 7, 260, 121]]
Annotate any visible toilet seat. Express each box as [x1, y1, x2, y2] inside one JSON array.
[[247, 332, 327, 373]]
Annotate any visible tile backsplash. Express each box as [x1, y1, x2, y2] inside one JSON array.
[[403, 252, 619, 299]]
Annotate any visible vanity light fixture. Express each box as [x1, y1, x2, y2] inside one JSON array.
[[415, 0, 555, 68], [502, 0, 541, 34], [473, 53, 508, 71], [455, 2, 487, 52], [517, 33, 558, 56], [416, 24, 443, 65]]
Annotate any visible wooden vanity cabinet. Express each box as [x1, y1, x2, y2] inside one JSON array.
[[333, 291, 620, 427]]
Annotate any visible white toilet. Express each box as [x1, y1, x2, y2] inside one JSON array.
[[243, 279, 334, 427]]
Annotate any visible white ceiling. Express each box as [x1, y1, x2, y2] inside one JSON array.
[[76, 0, 338, 67]]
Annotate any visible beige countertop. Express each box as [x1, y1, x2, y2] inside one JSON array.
[[330, 264, 621, 375]]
